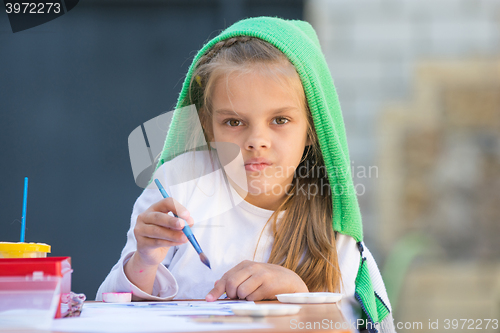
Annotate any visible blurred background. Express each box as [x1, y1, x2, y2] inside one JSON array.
[[1, 0, 499, 331], [307, 0, 500, 330]]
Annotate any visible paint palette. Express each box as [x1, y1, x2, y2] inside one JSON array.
[[230, 304, 301, 317], [276, 292, 343, 304]]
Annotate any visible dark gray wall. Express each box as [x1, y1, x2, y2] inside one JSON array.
[[0, 0, 303, 299]]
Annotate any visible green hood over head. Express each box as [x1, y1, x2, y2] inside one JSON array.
[[159, 16, 363, 243]]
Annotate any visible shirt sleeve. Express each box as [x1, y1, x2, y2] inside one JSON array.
[[95, 188, 179, 301]]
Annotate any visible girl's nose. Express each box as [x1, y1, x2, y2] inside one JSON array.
[[245, 126, 271, 150]]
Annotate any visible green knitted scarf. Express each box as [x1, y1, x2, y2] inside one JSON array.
[[157, 16, 387, 324]]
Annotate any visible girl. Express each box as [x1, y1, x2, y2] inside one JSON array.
[[97, 16, 395, 333]]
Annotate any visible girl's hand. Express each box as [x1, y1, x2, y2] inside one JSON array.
[[205, 260, 309, 302], [125, 197, 194, 296], [133, 197, 194, 266]]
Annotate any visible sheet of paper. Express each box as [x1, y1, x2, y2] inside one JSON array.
[[51, 301, 273, 332], [80, 300, 251, 316]]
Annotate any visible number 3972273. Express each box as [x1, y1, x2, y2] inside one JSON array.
[[5, 2, 61, 14]]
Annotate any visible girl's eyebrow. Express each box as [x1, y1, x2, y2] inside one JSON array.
[[214, 106, 299, 116], [269, 106, 300, 114], [214, 109, 239, 116]]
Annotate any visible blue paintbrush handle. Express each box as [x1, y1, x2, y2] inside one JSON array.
[[20, 177, 28, 243], [181, 224, 202, 254], [154, 179, 203, 254]]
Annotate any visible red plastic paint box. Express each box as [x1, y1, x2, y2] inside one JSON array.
[[0, 257, 72, 318]]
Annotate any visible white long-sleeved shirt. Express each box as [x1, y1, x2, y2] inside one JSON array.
[[96, 151, 391, 330]]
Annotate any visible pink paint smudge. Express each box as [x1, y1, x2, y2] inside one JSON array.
[[139, 270, 143, 273]]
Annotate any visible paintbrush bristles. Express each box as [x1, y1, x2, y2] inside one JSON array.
[[199, 252, 211, 269]]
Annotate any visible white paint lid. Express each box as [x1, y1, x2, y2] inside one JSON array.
[[276, 292, 343, 304], [102, 292, 132, 303]]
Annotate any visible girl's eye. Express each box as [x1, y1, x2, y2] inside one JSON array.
[[225, 119, 242, 127], [273, 117, 289, 125]]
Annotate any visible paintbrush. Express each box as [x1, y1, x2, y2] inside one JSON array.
[[154, 178, 211, 269]]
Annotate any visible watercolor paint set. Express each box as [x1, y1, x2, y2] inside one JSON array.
[[0, 257, 73, 320]]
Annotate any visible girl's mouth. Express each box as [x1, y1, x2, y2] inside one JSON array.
[[245, 163, 270, 172]]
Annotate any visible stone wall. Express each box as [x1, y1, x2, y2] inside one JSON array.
[[377, 60, 500, 259]]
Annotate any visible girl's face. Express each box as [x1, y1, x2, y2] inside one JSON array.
[[210, 68, 310, 210]]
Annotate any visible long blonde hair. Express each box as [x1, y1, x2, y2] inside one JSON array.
[[188, 36, 341, 293]]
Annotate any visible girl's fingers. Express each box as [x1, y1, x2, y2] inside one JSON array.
[[205, 268, 239, 301], [205, 261, 259, 301], [221, 268, 253, 300], [146, 211, 185, 230], [235, 275, 263, 300], [150, 197, 178, 214], [243, 284, 272, 302], [206, 278, 226, 301], [151, 198, 194, 224], [143, 237, 186, 248], [140, 223, 187, 244], [206, 271, 256, 301], [205, 260, 256, 301]]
